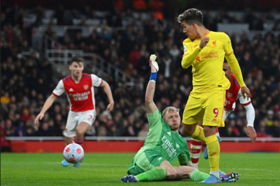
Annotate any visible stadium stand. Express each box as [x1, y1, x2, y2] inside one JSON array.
[[1, 0, 280, 152]]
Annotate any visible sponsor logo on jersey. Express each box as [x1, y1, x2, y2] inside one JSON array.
[[176, 143, 180, 148], [225, 100, 231, 105], [227, 92, 233, 98], [70, 91, 91, 101], [212, 119, 217, 122], [196, 56, 200, 62], [167, 132, 171, 136], [69, 88, 74, 92], [201, 52, 219, 59], [84, 85, 89, 90], [161, 136, 177, 158]]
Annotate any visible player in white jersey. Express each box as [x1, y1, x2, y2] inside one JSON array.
[[34, 57, 114, 167]]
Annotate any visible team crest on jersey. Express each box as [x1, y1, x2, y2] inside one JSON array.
[[227, 92, 233, 98], [84, 85, 89, 90], [212, 40, 217, 46]]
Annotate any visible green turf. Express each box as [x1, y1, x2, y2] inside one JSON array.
[[1, 152, 279, 186]]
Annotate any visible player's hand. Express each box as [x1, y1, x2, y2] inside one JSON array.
[[245, 126, 257, 142], [106, 102, 114, 112], [241, 86, 251, 100], [199, 37, 209, 48], [149, 54, 159, 72], [193, 24, 209, 48], [34, 113, 44, 125]]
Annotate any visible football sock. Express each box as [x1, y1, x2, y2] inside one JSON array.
[[216, 127, 220, 137], [205, 135, 220, 178], [190, 138, 203, 169], [136, 168, 167, 181], [190, 170, 209, 182], [74, 137, 84, 145], [191, 126, 206, 142]]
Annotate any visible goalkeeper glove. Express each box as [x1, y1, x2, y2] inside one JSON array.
[[149, 54, 159, 81]]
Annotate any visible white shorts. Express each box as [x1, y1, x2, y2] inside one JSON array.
[[63, 110, 96, 137]]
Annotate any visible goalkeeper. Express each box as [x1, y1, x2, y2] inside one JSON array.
[[120, 54, 238, 183]]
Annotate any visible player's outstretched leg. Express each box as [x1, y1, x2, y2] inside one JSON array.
[[204, 136, 221, 159], [199, 174, 221, 184], [61, 159, 69, 167], [121, 175, 138, 182], [220, 172, 239, 182]]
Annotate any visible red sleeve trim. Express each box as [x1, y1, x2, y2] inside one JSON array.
[[242, 101, 251, 106], [99, 80, 104, 87], [52, 92, 59, 97]]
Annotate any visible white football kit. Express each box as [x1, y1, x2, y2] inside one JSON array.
[[52, 73, 102, 137]]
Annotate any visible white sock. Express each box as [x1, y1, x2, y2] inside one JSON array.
[[210, 171, 219, 178], [192, 163, 199, 170]]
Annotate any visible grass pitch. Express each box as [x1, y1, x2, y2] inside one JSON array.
[[1, 152, 279, 186]]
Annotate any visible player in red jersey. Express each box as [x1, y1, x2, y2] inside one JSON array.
[[190, 62, 256, 170], [34, 57, 114, 167]]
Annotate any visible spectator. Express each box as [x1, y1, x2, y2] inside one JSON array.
[[257, 126, 271, 138], [1, 2, 280, 139], [36, 122, 52, 136], [25, 126, 36, 136], [138, 123, 149, 138], [98, 126, 107, 136]]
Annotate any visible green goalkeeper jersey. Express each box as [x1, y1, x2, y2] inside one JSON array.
[[129, 109, 190, 172]]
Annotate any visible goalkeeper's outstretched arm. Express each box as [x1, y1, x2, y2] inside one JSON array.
[[145, 54, 159, 114]]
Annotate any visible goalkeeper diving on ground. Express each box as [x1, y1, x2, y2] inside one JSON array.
[[120, 54, 239, 183]]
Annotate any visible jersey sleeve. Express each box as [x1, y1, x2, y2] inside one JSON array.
[[181, 41, 201, 69], [147, 109, 162, 128], [222, 33, 233, 55], [91, 74, 103, 87], [222, 33, 246, 87], [52, 80, 65, 97], [237, 89, 251, 105]]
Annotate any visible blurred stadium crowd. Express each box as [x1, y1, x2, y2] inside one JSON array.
[[1, 0, 280, 150]]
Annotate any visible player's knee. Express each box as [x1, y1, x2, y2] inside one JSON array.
[[182, 124, 195, 136], [203, 126, 216, 136], [76, 127, 84, 137]]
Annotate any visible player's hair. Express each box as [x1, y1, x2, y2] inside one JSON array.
[[70, 57, 83, 64], [162, 106, 180, 120], [177, 8, 203, 25]]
